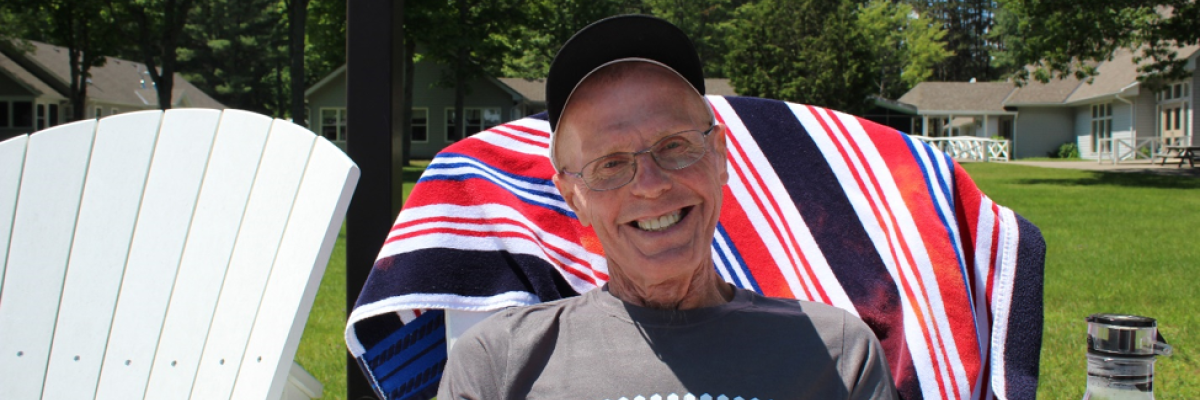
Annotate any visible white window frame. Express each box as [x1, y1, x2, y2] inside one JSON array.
[[318, 107, 348, 142], [1157, 82, 1191, 143], [445, 107, 502, 142], [94, 106, 103, 119], [411, 108, 429, 143], [1091, 103, 1113, 154]]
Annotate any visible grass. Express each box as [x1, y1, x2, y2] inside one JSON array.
[[297, 160, 1199, 399], [294, 160, 430, 400], [962, 163, 1200, 399]]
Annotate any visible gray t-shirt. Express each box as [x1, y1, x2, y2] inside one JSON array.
[[439, 286, 898, 400]]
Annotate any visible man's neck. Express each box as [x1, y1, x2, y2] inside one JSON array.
[[606, 265, 735, 310]]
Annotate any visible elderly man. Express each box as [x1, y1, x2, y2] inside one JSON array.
[[438, 15, 898, 400]]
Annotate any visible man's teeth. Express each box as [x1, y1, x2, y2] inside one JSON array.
[[636, 211, 682, 232]]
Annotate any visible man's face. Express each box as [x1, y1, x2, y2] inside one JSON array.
[[552, 63, 728, 288]]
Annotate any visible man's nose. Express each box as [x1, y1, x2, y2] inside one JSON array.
[[628, 153, 671, 198]]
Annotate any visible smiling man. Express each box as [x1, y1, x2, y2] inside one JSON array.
[[437, 15, 898, 400]]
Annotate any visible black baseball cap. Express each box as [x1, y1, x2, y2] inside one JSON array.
[[546, 15, 706, 153]]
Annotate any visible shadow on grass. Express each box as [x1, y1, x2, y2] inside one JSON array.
[[1019, 170, 1200, 190]]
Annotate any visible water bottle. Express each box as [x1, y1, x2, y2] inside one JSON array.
[[1083, 314, 1173, 400]]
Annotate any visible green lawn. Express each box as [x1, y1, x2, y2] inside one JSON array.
[[296, 161, 1200, 399], [963, 163, 1200, 399]]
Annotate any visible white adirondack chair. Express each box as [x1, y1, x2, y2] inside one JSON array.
[[0, 109, 359, 400]]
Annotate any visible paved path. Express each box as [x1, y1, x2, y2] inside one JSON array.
[[1003, 160, 1200, 178]]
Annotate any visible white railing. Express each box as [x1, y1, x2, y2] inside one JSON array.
[[1099, 136, 1192, 164], [914, 136, 1010, 162]]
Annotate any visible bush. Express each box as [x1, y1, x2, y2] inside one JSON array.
[[1050, 142, 1079, 159]]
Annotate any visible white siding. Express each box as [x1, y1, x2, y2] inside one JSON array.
[[1134, 90, 1156, 140], [1192, 69, 1199, 144], [1074, 106, 1092, 156], [1013, 107, 1075, 159]]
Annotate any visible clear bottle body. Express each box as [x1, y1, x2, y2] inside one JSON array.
[[1082, 353, 1156, 400]]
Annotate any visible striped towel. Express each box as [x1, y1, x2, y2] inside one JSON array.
[[346, 96, 1045, 400]]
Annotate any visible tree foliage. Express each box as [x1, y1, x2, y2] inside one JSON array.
[[858, 0, 952, 99], [724, 0, 875, 113], [913, 0, 1001, 82], [995, 0, 1198, 88], [500, 0, 644, 79], [106, 0, 199, 110], [180, 0, 288, 116]]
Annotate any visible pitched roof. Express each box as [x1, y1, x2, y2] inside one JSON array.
[[704, 78, 738, 96], [8, 40, 224, 109], [898, 81, 1017, 113], [1003, 72, 1083, 105], [0, 50, 64, 100], [496, 77, 546, 103]]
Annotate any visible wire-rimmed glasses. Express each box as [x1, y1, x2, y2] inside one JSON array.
[[560, 125, 716, 191]]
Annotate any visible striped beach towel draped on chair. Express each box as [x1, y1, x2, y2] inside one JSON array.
[[346, 96, 1045, 400]]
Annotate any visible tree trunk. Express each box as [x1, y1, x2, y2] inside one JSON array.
[[402, 38, 415, 165], [452, 0, 467, 142], [289, 0, 310, 126]]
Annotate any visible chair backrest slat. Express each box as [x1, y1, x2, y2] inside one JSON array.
[[231, 138, 358, 400], [95, 109, 223, 400], [42, 111, 164, 399], [0, 120, 98, 399], [0, 135, 29, 291], [142, 110, 274, 400], [189, 120, 316, 399]]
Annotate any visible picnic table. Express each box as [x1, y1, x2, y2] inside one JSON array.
[[1159, 145, 1200, 168]]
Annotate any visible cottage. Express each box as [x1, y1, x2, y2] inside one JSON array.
[[0, 40, 224, 141], [886, 46, 1198, 160]]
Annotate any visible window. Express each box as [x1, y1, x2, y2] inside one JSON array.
[[0, 101, 8, 127], [48, 104, 58, 127], [12, 101, 32, 127], [36, 104, 46, 130], [1091, 103, 1113, 153], [320, 108, 348, 141], [94, 106, 102, 119], [445, 107, 502, 142], [411, 108, 428, 142], [1158, 82, 1190, 140], [1161, 83, 1191, 101], [110, 107, 118, 116]]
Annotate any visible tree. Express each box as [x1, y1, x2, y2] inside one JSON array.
[[412, 0, 525, 142], [106, 0, 199, 110], [285, 0, 310, 127], [912, 0, 1001, 82], [857, 0, 952, 99], [643, 0, 749, 78], [180, 0, 289, 116], [500, 0, 644, 79], [724, 0, 875, 113], [994, 0, 1195, 88], [305, 0, 345, 85]]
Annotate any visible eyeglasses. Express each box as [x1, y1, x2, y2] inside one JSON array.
[[560, 125, 716, 191]]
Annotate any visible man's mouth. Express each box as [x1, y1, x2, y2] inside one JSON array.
[[633, 207, 691, 232]]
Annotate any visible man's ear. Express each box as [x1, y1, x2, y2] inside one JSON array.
[[552, 173, 591, 227], [713, 124, 729, 185]]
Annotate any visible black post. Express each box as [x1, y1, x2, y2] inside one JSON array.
[[346, 0, 400, 398]]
